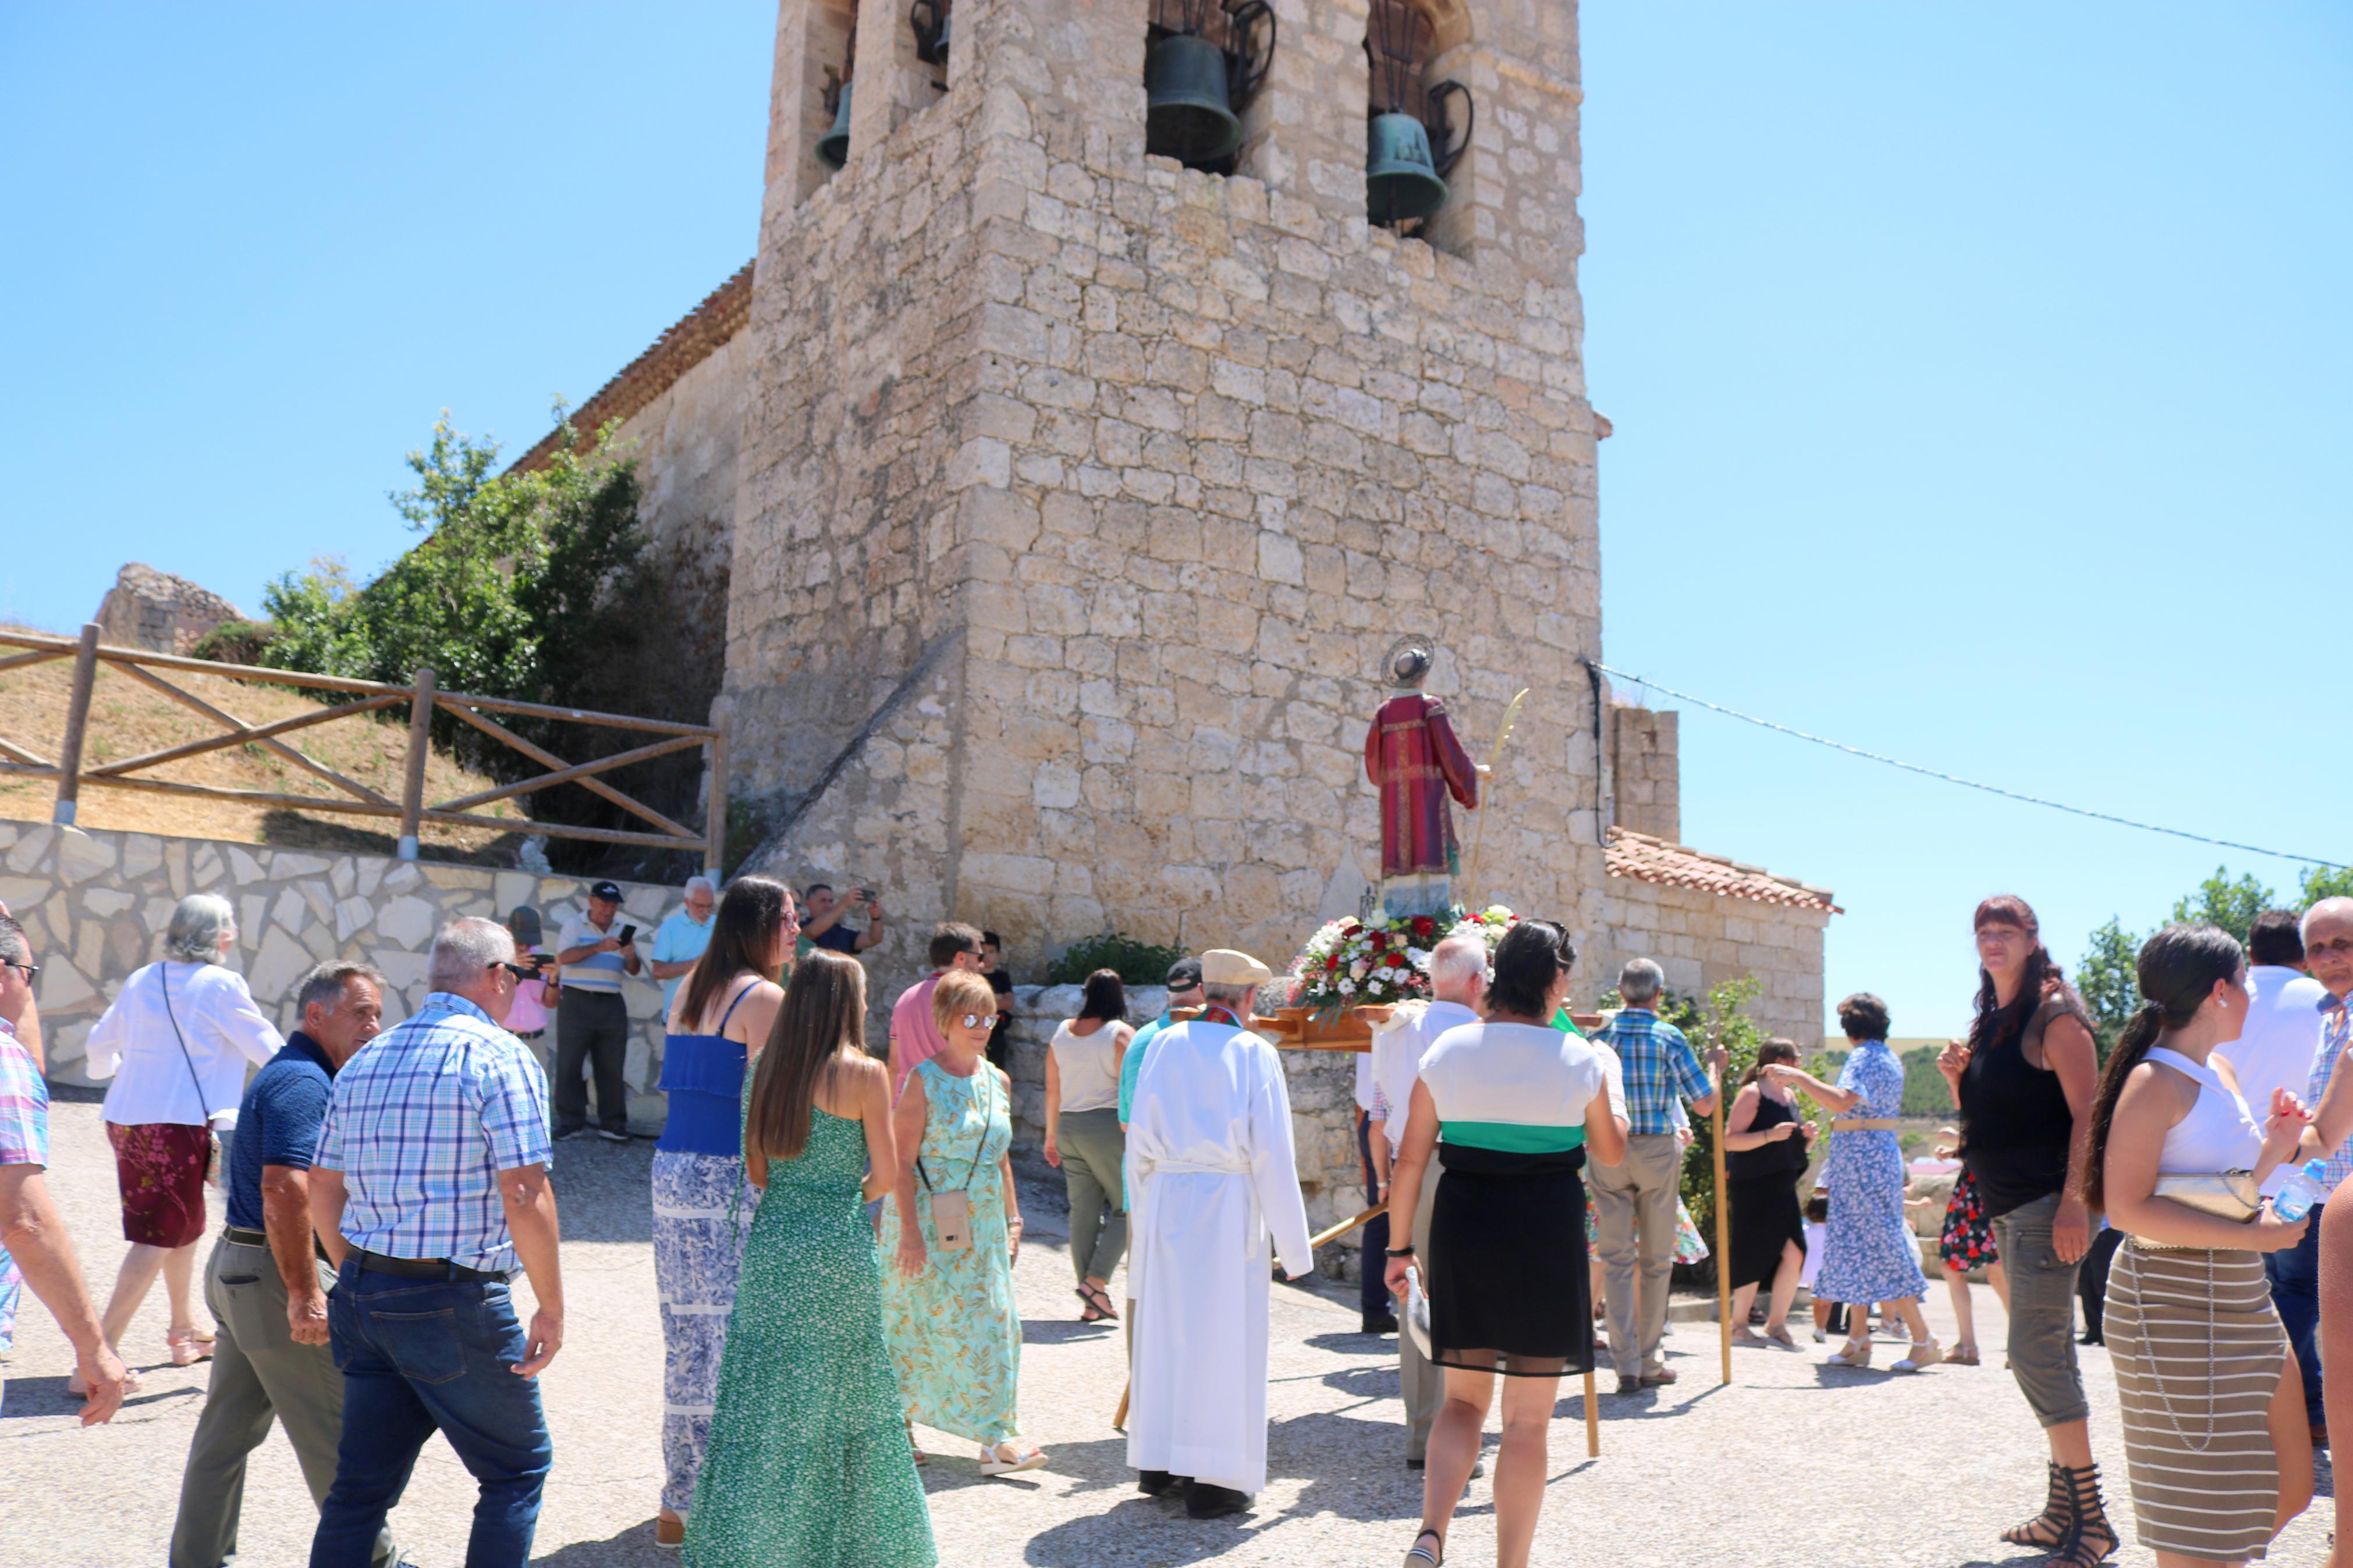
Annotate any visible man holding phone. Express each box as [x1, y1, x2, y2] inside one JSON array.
[[803, 883, 885, 956], [553, 880, 641, 1142]]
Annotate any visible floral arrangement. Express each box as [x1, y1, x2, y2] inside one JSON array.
[[1289, 904, 1518, 1012]]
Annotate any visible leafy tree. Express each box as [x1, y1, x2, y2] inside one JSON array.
[[2304, 865, 2353, 905], [2167, 867, 2276, 944], [257, 411, 659, 867], [1046, 933, 1189, 987], [2075, 916, 2142, 1059], [1666, 976, 1774, 1242]]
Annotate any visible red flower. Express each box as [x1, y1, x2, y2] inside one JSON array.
[[1326, 954, 1340, 970], [1412, 916, 1435, 937]]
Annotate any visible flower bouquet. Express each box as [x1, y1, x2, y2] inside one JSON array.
[[1248, 905, 1521, 1050]]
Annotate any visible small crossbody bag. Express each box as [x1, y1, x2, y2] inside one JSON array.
[[2137, 1169, 2260, 1250], [916, 1068, 996, 1252]]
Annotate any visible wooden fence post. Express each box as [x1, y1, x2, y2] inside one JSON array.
[[396, 666, 436, 861], [704, 728, 729, 880], [51, 623, 101, 827]]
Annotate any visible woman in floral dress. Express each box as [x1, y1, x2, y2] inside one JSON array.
[[685, 950, 934, 1568], [879, 969, 1045, 1474], [1933, 1126, 2007, 1366], [1773, 993, 1938, 1372]]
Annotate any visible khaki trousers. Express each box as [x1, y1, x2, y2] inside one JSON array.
[[1590, 1132, 1684, 1379], [1397, 1168, 1443, 1460], [168, 1235, 395, 1568]]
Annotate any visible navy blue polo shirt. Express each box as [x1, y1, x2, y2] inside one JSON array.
[[223, 1032, 339, 1232], [810, 922, 863, 954]]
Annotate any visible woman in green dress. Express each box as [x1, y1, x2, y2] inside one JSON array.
[[879, 969, 1045, 1474], [685, 950, 935, 1568]]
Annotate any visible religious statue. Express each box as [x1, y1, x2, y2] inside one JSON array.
[[1362, 637, 1479, 918]]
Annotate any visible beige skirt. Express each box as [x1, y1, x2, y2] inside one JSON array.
[[2104, 1241, 2284, 1561]]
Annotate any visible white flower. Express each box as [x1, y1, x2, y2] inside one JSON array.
[[1406, 945, 1432, 970], [1338, 978, 1357, 995], [1350, 960, 1370, 980]]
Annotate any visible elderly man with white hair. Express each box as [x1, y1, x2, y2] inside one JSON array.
[[1125, 948, 1314, 1521], [648, 874, 720, 1014], [1590, 955, 1724, 1395], [2280, 896, 2353, 1452], [306, 917, 563, 1567], [1368, 927, 1489, 1468]]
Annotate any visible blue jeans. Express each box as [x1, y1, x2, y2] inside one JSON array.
[[2266, 1200, 2324, 1426], [310, 1265, 552, 1568]]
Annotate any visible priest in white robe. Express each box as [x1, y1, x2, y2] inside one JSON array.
[[1124, 947, 1315, 1519]]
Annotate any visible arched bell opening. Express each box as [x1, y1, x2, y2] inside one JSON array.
[[908, 0, 950, 94], [1142, 0, 1276, 176], [1365, 0, 1473, 233], [817, 26, 855, 171]]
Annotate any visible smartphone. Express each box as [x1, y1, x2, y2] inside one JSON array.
[[858, 887, 877, 901], [616, 923, 637, 946]]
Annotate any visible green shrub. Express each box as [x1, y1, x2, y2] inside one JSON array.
[[1046, 933, 1187, 987], [191, 620, 275, 667]]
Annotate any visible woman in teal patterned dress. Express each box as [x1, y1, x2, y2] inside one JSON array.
[[685, 950, 935, 1568], [879, 969, 1045, 1474]]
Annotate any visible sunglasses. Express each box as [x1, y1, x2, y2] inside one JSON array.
[[958, 1012, 999, 1029], [2, 961, 35, 983], [496, 962, 540, 981]]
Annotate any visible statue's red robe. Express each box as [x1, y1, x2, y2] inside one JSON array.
[[1363, 694, 1479, 879]]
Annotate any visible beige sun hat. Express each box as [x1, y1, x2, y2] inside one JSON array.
[[1201, 948, 1274, 987]]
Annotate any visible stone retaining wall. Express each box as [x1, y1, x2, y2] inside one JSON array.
[[1001, 983, 1369, 1282], [1, 822, 681, 1129]]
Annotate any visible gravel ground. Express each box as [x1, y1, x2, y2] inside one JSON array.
[[6, 1095, 2336, 1566]]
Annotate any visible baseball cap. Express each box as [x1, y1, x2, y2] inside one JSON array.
[[588, 880, 623, 902], [1165, 956, 1204, 990]]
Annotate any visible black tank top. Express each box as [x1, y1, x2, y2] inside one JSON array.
[[1958, 997, 2076, 1219], [1725, 1089, 1808, 1181]]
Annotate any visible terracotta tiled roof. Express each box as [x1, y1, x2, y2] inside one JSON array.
[[509, 261, 755, 474], [1605, 826, 1840, 913]]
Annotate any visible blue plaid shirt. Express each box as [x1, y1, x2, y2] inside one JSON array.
[[1592, 1008, 1713, 1135], [2306, 995, 2353, 1199], [314, 993, 552, 1272]]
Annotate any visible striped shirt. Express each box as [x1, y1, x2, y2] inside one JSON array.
[[0, 1019, 48, 1352], [1590, 1008, 1712, 1135], [313, 993, 552, 1272], [2306, 996, 2353, 1199], [556, 912, 630, 994]]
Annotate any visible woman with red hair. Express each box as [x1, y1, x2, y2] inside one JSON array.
[[1937, 895, 2115, 1566]]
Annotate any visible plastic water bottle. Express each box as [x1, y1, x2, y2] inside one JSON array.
[[2273, 1160, 2329, 1223]]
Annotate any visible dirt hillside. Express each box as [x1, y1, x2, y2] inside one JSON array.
[[0, 631, 524, 863]]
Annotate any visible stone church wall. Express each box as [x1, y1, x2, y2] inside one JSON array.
[[1596, 876, 1831, 1046], [725, 0, 1607, 1021]]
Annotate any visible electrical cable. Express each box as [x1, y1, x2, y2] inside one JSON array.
[[1580, 657, 2344, 869]]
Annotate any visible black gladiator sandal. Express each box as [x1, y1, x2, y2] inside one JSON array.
[[2049, 1463, 2118, 1566], [2000, 1462, 2070, 1552]]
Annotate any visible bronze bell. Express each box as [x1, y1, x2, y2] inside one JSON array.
[[817, 81, 853, 169], [1144, 33, 1242, 168], [1366, 110, 1447, 225]]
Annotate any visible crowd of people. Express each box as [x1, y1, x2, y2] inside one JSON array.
[[6, 876, 2353, 1567]]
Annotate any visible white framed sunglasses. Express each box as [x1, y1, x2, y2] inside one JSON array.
[[957, 1011, 999, 1029]]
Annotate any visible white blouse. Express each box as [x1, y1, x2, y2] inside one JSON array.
[[1050, 1020, 1125, 1114], [86, 961, 284, 1126], [1418, 1021, 1627, 1132]]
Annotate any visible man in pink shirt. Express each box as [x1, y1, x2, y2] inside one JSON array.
[[889, 923, 986, 1094]]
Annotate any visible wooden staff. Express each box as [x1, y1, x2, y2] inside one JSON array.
[[1459, 687, 1528, 904], [1583, 1368, 1600, 1457], [1309, 1203, 1385, 1251], [1713, 1060, 1733, 1387]]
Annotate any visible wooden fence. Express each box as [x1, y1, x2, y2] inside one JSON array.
[[1, 623, 726, 872]]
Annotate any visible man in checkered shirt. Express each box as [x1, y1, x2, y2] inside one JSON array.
[[1590, 957, 1724, 1395], [307, 916, 564, 1567]]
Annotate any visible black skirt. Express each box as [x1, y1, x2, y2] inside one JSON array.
[[1426, 1142, 1593, 1377], [1727, 1172, 1807, 1292]]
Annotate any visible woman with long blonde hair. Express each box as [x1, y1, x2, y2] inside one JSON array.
[[683, 950, 934, 1567]]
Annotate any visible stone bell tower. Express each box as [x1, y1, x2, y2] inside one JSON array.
[[719, 0, 1607, 979]]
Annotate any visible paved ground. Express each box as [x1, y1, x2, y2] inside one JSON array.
[[6, 1094, 2337, 1566]]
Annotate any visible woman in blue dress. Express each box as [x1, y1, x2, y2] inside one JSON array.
[[1773, 992, 1938, 1372]]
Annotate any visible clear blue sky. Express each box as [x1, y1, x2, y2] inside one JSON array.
[[6, 5, 2347, 1034]]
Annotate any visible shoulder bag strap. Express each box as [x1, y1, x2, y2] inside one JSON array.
[[157, 965, 212, 1119], [959, 1067, 996, 1191]]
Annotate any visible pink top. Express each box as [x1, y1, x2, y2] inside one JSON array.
[[889, 972, 945, 1097], [505, 946, 551, 1034]]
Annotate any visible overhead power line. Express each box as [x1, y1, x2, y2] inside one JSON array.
[[1582, 658, 2343, 869]]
